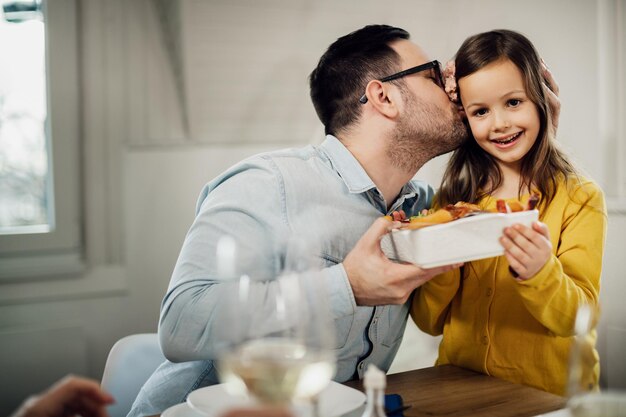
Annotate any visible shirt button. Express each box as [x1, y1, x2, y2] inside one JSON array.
[[482, 335, 489, 345], [486, 288, 493, 296], [372, 318, 378, 325]]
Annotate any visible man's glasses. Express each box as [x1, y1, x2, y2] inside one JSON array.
[[359, 60, 443, 104]]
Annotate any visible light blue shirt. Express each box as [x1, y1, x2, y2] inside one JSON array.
[[128, 136, 434, 416]]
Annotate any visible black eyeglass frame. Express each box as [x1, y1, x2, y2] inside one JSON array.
[[359, 60, 443, 104]]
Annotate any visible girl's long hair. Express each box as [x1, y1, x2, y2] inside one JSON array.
[[436, 30, 579, 211]]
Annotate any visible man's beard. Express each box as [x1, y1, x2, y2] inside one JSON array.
[[387, 91, 467, 173]]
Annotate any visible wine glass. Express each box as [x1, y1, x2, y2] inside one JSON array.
[[567, 304, 626, 417], [567, 304, 593, 395], [213, 235, 337, 415], [566, 304, 595, 416]]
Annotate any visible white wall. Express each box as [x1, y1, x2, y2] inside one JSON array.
[[1, 0, 625, 414]]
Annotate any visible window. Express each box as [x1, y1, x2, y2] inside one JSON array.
[[0, 0, 82, 279], [0, 0, 50, 233]]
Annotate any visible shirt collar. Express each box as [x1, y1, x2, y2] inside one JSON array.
[[319, 135, 376, 194], [319, 135, 423, 211]]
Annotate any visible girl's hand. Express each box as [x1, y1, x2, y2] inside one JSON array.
[[500, 222, 552, 280]]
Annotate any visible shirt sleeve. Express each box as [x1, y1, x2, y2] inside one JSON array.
[[158, 156, 356, 362], [514, 180, 607, 337], [410, 268, 461, 336]]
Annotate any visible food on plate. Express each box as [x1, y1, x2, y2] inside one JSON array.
[[394, 208, 453, 229], [494, 193, 540, 213], [384, 194, 539, 230], [384, 201, 481, 230], [402, 202, 481, 229]]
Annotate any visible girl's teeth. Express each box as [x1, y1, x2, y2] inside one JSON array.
[[494, 132, 520, 144]]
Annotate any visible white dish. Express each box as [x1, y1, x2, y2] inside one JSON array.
[[187, 381, 366, 417], [162, 403, 206, 417], [380, 210, 539, 268]]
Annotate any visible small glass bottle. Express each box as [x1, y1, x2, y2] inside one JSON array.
[[360, 364, 387, 417]]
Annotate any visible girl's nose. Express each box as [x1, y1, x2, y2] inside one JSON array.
[[492, 110, 510, 131]]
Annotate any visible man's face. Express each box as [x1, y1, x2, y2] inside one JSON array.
[[386, 40, 467, 172]]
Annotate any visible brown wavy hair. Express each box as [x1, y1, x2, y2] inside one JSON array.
[[436, 29, 579, 211]]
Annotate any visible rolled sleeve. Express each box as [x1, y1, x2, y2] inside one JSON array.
[[324, 263, 357, 319]]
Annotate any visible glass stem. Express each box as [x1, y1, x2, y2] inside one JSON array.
[[311, 394, 321, 417]]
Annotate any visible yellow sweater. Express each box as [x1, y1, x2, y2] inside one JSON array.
[[410, 177, 606, 396]]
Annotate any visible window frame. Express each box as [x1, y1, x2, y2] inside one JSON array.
[[0, 0, 83, 280], [599, 0, 626, 213]]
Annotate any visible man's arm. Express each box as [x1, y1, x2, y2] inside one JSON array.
[[158, 158, 361, 362], [159, 158, 294, 361]]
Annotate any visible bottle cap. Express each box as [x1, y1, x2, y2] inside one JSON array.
[[363, 364, 386, 389]]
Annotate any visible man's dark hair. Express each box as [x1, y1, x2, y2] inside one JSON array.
[[309, 25, 410, 136]]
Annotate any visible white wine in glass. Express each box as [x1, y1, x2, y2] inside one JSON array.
[[220, 337, 335, 404], [214, 236, 336, 412]]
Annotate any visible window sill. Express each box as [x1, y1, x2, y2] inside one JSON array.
[[0, 262, 128, 305], [0, 251, 86, 282]]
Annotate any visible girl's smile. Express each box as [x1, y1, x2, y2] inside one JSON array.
[[490, 130, 524, 147]]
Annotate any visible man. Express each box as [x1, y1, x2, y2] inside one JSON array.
[[129, 24, 466, 416]]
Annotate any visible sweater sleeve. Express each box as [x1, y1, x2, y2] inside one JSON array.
[[410, 268, 461, 335], [514, 180, 606, 337]]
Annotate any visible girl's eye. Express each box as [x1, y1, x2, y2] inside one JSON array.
[[507, 99, 522, 107], [473, 108, 488, 117]]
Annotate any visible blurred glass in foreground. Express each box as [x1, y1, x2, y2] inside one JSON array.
[[568, 304, 626, 416]]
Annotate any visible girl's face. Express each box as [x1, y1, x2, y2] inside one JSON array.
[[458, 58, 540, 170]]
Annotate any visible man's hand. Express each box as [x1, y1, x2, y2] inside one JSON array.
[[11, 375, 114, 417], [343, 217, 462, 306]]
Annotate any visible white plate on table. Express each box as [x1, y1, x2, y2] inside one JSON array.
[[187, 381, 366, 417]]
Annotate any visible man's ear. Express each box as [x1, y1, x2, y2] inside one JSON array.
[[363, 80, 400, 119]]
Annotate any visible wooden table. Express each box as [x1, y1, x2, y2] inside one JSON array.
[[344, 365, 567, 417]]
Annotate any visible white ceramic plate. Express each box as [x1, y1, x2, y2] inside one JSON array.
[[162, 402, 206, 417], [187, 381, 366, 417], [381, 210, 539, 268]]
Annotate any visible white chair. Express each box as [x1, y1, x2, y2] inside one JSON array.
[[101, 333, 165, 417]]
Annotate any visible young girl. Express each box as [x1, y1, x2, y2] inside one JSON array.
[[411, 29, 606, 396]]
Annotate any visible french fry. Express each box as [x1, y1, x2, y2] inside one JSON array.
[[406, 208, 454, 229], [508, 200, 525, 212]]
